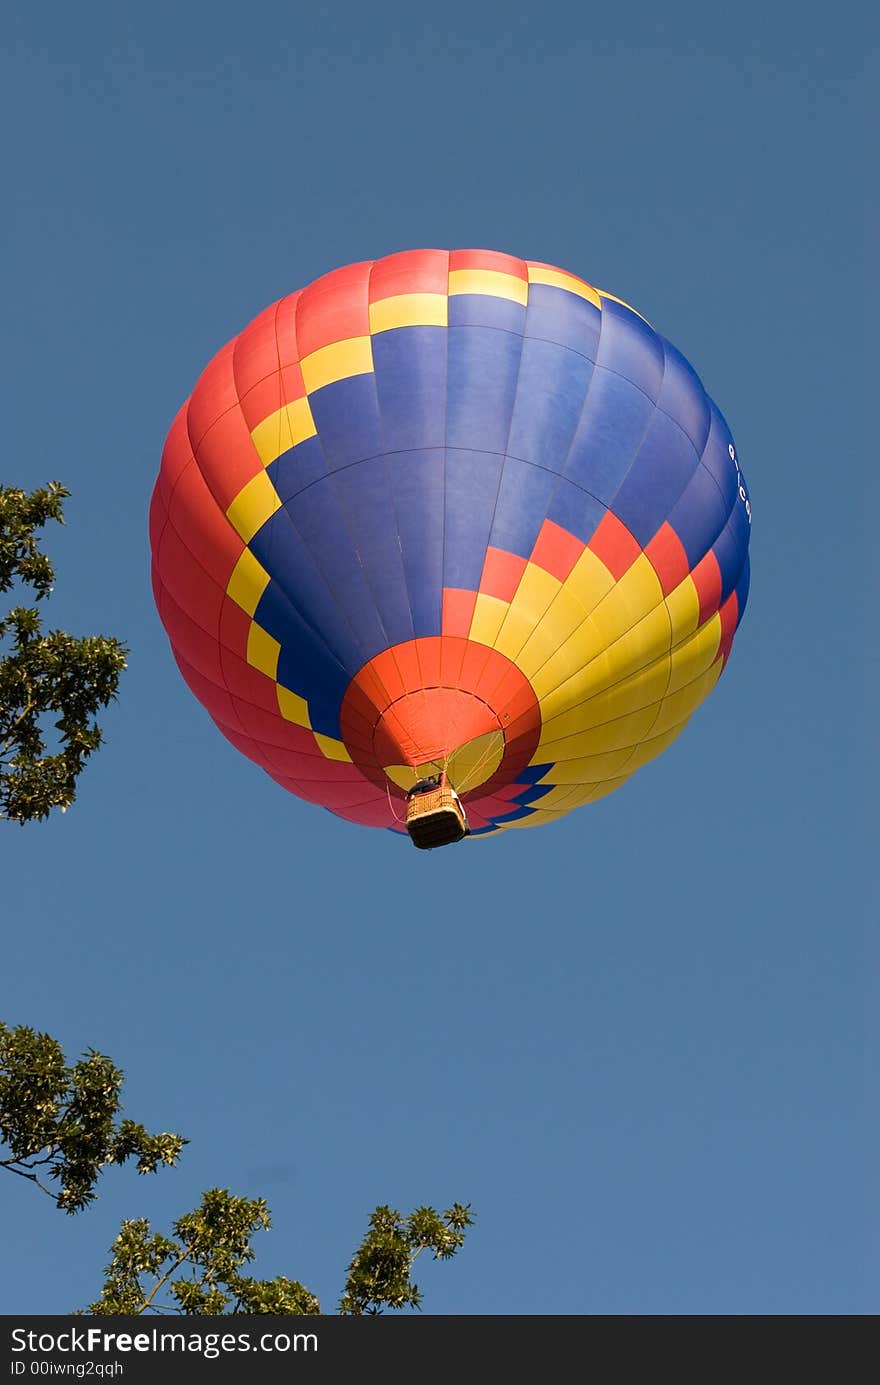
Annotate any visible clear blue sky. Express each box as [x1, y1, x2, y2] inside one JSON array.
[[1, 0, 872, 1314]]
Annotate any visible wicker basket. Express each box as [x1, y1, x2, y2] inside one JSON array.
[[405, 785, 469, 850]]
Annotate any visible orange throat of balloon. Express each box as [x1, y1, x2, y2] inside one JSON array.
[[338, 636, 543, 804]]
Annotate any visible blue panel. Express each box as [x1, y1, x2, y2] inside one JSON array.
[[507, 336, 593, 474], [596, 298, 665, 401], [448, 293, 527, 334], [516, 782, 555, 805], [489, 456, 558, 559], [329, 456, 416, 648], [255, 581, 349, 740], [308, 374, 383, 471], [268, 434, 328, 502], [525, 283, 601, 361], [700, 401, 740, 510], [390, 449, 444, 638], [564, 366, 656, 504], [283, 480, 391, 663], [665, 464, 730, 566], [446, 324, 523, 454], [372, 326, 447, 452], [443, 448, 503, 590], [250, 508, 365, 675], [611, 410, 700, 546], [712, 498, 750, 602], [656, 339, 711, 454], [489, 803, 536, 824], [546, 474, 606, 547], [514, 763, 554, 784]]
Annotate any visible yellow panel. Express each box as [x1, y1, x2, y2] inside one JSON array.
[[596, 288, 652, 326], [300, 336, 373, 394], [447, 269, 529, 305], [651, 661, 722, 737], [448, 730, 505, 792], [314, 732, 353, 763], [494, 564, 561, 661], [500, 807, 572, 830], [226, 471, 281, 542], [532, 641, 606, 709], [469, 592, 509, 647], [531, 596, 670, 716], [599, 604, 671, 690], [369, 293, 448, 333], [527, 266, 601, 308], [277, 684, 311, 728], [515, 608, 583, 683], [530, 777, 631, 812], [563, 547, 616, 614], [246, 622, 280, 679], [665, 575, 700, 641], [538, 704, 659, 761], [667, 615, 721, 694], [588, 555, 664, 650], [622, 724, 683, 771], [538, 747, 637, 784], [226, 547, 271, 616], [538, 653, 671, 740], [250, 397, 317, 466]]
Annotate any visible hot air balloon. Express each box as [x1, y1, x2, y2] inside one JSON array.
[[149, 249, 750, 846]]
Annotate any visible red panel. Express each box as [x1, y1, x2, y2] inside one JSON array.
[[691, 550, 723, 626], [156, 404, 194, 506], [588, 510, 641, 581], [219, 647, 281, 714], [167, 460, 243, 588], [442, 587, 477, 638], [416, 635, 442, 687], [294, 261, 372, 358], [217, 598, 251, 661], [384, 642, 420, 698], [227, 700, 314, 751], [717, 590, 739, 664], [369, 248, 449, 300], [192, 405, 262, 511], [449, 249, 527, 280], [457, 640, 494, 692], [480, 546, 526, 602], [332, 800, 403, 829], [148, 488, 168, 555], [354, 656, 399, 714], [157, 584, 225, 684], [530, 519, 585, 582], [261, 749, 370, 782], [174, 652, 241, 730], [156, 523, 224, 632], [232, 301, 281, 399], [438, 634, 469, 689], [274, 291, 302, 367], [186, 339, 239, 449], [645, 521, 691, 596], [238, 364, 306, 433]]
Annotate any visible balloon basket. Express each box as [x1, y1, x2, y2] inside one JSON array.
[[405, 784, 469, 850]]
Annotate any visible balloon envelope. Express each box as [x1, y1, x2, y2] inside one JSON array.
[[150, 249, 751, 838]]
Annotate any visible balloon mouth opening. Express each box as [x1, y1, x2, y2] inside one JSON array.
[[372, 688, 503, 776], [338, 635, 543, 798]]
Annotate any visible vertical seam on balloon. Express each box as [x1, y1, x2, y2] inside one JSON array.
[[182, 383, 252, 743], [364, 255, 421, 741], [457, 263, 530, 705], [285, 278, 400, 709], [528, 603, 726, 779], [482, 291, 613, 701]]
